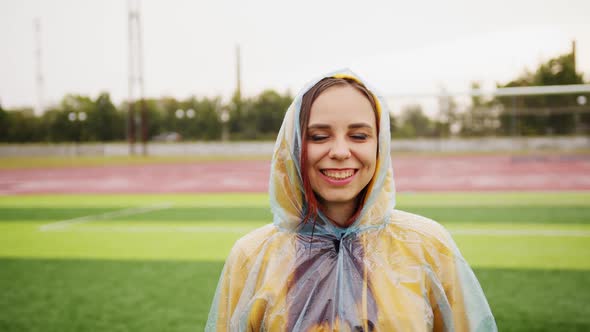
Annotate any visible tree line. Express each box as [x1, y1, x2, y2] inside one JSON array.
[[0, 90, 293, 143], [1, 49, 588, 143], [392, 48, 589, 138]]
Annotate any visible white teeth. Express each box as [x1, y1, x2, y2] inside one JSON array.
[[321, 169, 355, 180]]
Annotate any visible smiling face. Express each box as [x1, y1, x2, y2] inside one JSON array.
[[305, 84, 378, 215]]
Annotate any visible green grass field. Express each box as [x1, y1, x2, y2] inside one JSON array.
[[2, 148, 588, 169], [1, 192, 589, 331]]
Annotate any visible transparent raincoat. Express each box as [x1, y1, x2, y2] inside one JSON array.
[[206, 70, 497, 332]]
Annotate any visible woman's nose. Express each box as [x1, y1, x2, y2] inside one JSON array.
[[328, 138, 351, 160]]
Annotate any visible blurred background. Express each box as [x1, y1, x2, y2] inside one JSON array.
[[1, 0, 589, 147], [0, 1, 589, 331]]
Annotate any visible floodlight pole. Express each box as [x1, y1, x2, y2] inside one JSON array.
[[34, 18, 45, 117], [136, 5, 148, 155], [236, 44, 241, 101], [127, 0, 148, 156], [127, 2, 136, 155], [572, 40, 576, 75]]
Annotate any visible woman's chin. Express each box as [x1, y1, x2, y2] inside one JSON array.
[[317, 192, 358, 206]]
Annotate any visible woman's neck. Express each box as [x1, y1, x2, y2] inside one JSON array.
[[320, 200, 357, 228]]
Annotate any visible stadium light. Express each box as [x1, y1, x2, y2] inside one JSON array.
[[68, 112, 86, 122], [220, 109, 230, 123], [186, 108, 195, 118]]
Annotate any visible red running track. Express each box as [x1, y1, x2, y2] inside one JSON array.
[[1, 155, 589, 195]]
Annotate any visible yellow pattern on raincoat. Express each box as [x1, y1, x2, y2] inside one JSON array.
[[206, 70, 497, 332]]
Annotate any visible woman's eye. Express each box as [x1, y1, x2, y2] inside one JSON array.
[[310, 135, 328, 142], [351, 133, 368, 140]]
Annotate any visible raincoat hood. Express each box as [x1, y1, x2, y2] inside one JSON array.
[[269, 69, 395, 236], [206, 70, 496, 332]]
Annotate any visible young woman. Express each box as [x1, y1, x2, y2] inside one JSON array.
[[206, 70, 497, 331]]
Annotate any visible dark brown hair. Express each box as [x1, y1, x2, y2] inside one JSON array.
[[299, 77, 379, 224]]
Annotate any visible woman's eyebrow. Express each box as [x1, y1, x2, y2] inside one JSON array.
[[348, 123, 373, 129], [307, 124, 331, 130], [308, 123, 374, 130]]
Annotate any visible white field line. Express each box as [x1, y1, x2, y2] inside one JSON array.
[[44, 225, 255, 233], [39, 203, 173, 232], [450, 229, 590, 237], [39, 223, 590, 237]]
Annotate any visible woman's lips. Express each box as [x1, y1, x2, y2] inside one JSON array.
[[319, 168, 358, 185]]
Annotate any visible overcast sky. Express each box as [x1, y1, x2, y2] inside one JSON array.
[[1, 0, 589, 112]]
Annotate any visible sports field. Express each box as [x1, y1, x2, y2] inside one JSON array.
[[1, 192, 589, 331]]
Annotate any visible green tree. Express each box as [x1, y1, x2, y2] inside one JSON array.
[[0, 103, 7, 141], [42, 108, 69, 142], [388, 112, 399, 137], [250, 90, 292, 139], [395, 104, 434, 138], [159, 97, 182, 138], [458, 82, 501, 136], [144, 98, 164, 140], [228, 91, 244, 137], [1, 107, 45, 142], [435, 88, 461, 137], [176, 96, 222, 140], [44, 95, 95, 142], [496, 49, 586, 135], [87, 93, 125, 141], [194, 97, 222, 140], [228, 89, 293, 140]]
